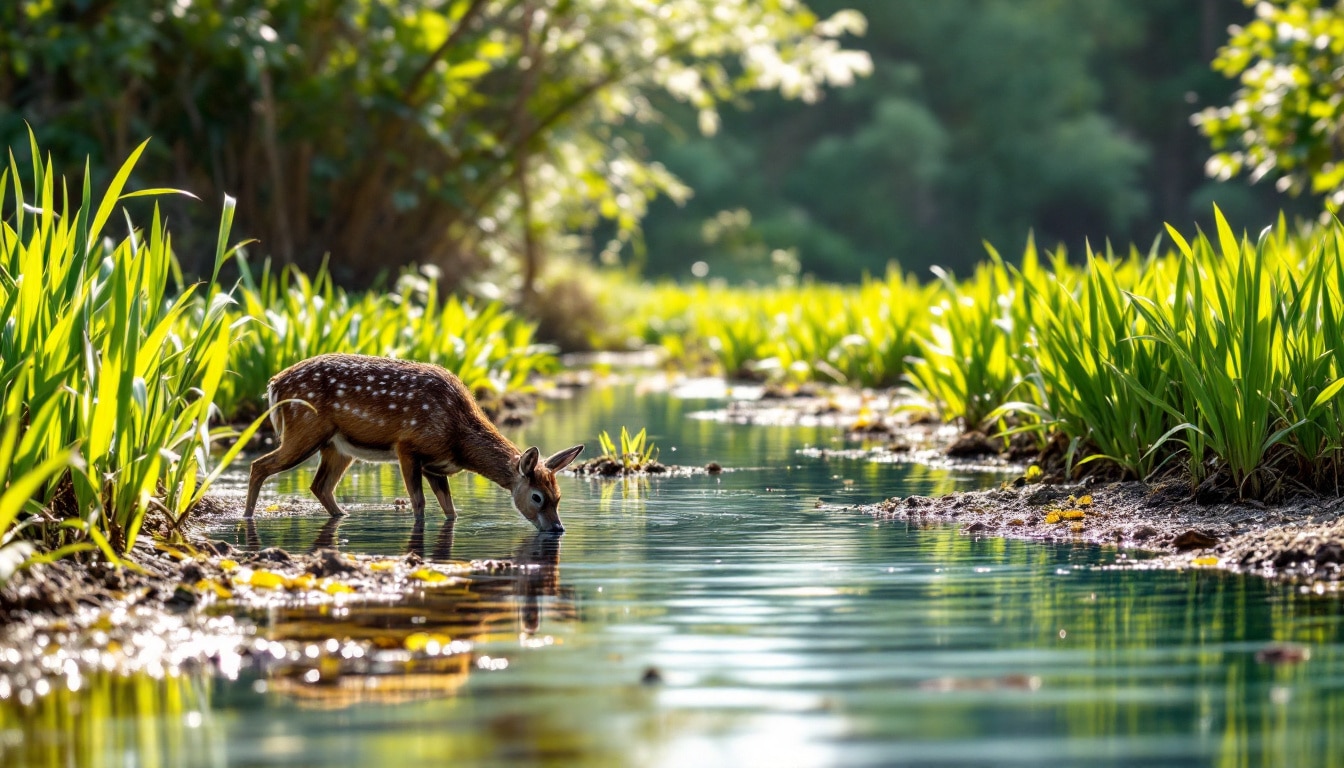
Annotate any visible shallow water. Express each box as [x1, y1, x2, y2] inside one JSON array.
[[6, 385, 1344, 766]]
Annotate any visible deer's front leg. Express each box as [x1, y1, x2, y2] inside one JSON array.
[[396, 444, 427, 517], [426, 472, 456, 519]]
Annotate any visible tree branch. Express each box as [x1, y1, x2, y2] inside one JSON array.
[[401, 0, 497, 107]]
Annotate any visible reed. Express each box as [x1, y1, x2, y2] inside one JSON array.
[[0, 136, 241, 561]]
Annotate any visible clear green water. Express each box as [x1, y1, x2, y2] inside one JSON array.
[[5, 386, 1344, 766]]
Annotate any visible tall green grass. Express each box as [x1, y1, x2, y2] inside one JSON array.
[[0, 137, 243, 561], [601, 209, 1344, 499]]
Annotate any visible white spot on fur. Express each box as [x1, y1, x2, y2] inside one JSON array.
[[410, 419, 417, 426], [423, 404, 430, 410], [355, 385, 362, 392], [336, 389, 345, 396], [389, 403, 397, 410]]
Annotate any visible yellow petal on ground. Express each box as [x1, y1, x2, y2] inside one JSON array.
[[219, 559, 239, 572], [405, 631, 452, 652], [1077, 495, 1093, 507], [1062, 509, 1085, 520], [247, 570, 288, 589], [288, 573, 316, 591], [265, 504, 280, 511], [410, 567, 450, 583], [1025, 465, 1043, 482], [194, 578, 233, 599], [1192, 556, 1220, 567], [368, 560, 398, 572], [321, 580, 355, 595], [1044, 512, 1062, 524], [156, 544, 190, 561]]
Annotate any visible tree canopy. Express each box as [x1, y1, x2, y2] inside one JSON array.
[[0, 0, 869, 291], [1195, 0, 1344, 210], [638, 0, 1318, 282]]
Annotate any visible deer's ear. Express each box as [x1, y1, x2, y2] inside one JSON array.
[[517, 446, 541, 477], [545, 444, 584, 472]]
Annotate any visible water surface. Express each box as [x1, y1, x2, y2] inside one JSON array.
[[5, 386, 1343, 766]]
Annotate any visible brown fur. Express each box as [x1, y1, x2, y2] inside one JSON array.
[[244, 353, 582, 532]]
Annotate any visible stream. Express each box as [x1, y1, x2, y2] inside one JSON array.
[[4, 385, 1343, 766]]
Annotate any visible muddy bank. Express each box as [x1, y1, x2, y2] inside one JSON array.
[[0, 532, 564, 700], [850, 480, 1344, 591]]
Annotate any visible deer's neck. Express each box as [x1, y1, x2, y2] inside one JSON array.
[[459, 422, 520, 490]]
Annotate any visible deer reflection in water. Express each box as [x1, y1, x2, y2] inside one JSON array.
[[241, 514, 574, 709], [240, 513, 573, 639]]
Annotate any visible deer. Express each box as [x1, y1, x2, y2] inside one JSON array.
[[243, 353, 583, 533]]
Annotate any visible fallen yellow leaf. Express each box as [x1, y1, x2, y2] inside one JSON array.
[[219, 559, 239, 572], [1192, 556, 1220, 567], [322, 580, 355, 595], [1062, 509, 1085, 520], [194, 578, 233, 599], [1044, 512, 1062, 524], [410, 568, 449, 583], [288, 573, 316, 591], [1077, 495, 1093, 507], [247, 570, 288, 589], [405, 631, 452, 652], [368, 560, 398, 572], [265, 504, 280, 512]]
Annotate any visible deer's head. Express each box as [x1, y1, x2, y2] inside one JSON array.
[[512, 445, 583, 533]]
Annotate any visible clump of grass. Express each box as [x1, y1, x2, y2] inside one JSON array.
[[597, 427, 660, 471], [0, 135, 253, 562], [908, 257, 1023, 431]]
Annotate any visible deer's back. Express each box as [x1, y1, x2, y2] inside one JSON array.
[[269, 354, 487, 450]]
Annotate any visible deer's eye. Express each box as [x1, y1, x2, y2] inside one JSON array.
[[530, 491, 544, 506]]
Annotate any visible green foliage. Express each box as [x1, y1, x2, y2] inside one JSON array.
[[216, 261, 556, 421], [599, 272, 926, 388], [605, 209, 1344, 500], [1196, 0, 1344, 209], [597, 427, 659, 471], [997, 244, 1178, 479], [2, 0, 870, 290], [641, 0, 1282, 282], [0, 137, 240, 558], [908, 258, 1022, 431]]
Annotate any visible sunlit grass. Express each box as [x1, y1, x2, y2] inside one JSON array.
[[599, 209, 1344, 499], [596, 427, 659, 471], [0, 135, 242, 561]]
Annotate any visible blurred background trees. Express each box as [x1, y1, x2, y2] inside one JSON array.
[[0, 0, 1330, 291], [0, 0, 868, 292], [641, 0, 1322, 282]]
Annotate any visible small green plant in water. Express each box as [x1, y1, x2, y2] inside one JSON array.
[[597, 427, 660, 471]]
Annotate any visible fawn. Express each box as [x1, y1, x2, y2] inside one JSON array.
[[244, 353, 583, 533]]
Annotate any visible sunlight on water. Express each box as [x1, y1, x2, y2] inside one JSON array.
[[5, 386, 1344, 767]]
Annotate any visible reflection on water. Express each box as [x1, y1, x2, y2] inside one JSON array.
[[5, 386, 1344, 766]]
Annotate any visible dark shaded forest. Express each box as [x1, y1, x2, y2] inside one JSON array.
[[639, 0, 1319, 282]]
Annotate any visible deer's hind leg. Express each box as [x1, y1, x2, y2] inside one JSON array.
[[245, 414, 332, 517], [311, 444, 355, 517]]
